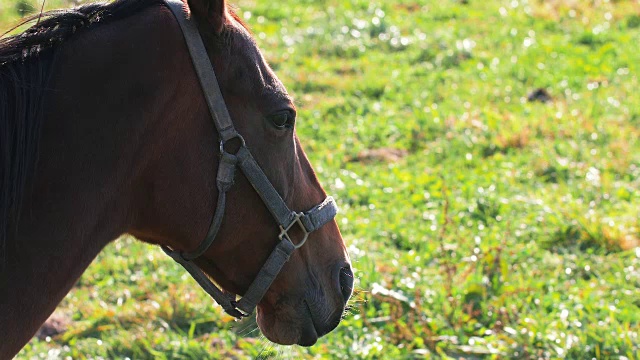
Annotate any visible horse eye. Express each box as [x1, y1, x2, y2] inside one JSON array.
[[268, 111, 294, 129]]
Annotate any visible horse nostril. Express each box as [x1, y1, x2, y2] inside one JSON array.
[[339, 265, 354, 303]]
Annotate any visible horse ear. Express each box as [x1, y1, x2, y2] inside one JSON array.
[[187, 0, 226, 34]]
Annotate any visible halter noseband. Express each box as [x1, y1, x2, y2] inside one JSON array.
[[161, 0, 338, 319]]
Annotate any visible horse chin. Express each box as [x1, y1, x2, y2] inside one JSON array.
[[255, 293, 346, 347], [255, 303, 319, 346]]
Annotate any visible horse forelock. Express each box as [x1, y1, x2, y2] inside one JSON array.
[[226, 6, 251, 35]]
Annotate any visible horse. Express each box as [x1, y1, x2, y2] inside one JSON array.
[[0, 0, 353, 357]]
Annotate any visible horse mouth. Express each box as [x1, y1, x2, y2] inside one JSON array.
[[297, 300, 319, 346], [299, 298, 345, 346]]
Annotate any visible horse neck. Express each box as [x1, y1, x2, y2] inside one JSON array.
[[0, 6, 208, 357]]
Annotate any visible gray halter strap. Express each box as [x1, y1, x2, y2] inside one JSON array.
[[161, 0, 338, 319]]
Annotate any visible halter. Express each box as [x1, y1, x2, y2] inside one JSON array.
[[161, 0, 338, 319]]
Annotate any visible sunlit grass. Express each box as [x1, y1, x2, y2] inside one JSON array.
[[4, 0, 640, 358]]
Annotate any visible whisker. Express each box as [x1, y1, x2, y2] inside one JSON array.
[[276, 343, 285, 359], [265, 344, 275, 359], [340, 270, 354, 278], [245, 326, 261, 337], [257, 334, 273, 359], [236, 321, 257, 337]]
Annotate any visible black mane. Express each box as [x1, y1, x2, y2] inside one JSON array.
[[0, 0, 163, 268], [1, 0, 163, 65]]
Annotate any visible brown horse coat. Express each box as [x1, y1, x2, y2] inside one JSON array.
[[0, 0, 352, 357]]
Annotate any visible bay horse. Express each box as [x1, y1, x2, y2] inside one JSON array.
[[0, 0, 353, 357]]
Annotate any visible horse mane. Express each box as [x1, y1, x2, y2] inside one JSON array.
[[0, 0, 164, 268], [0, 0, 250, 271]]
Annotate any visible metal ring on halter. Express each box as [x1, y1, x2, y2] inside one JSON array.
[[219, 134, 246, 155], [278, 213, 310, 249]]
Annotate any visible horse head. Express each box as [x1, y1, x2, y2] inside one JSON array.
[[130, 0, 353, 346]]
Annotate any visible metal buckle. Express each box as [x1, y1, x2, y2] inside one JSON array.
[[279, 213, 310, 249], [229, 300, 251, 319], [219, 134, 246, 155]]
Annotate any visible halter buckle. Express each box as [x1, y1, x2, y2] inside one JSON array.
[[278, 213, 310, 249]]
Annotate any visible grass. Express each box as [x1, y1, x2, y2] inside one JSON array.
[[4, 0, 640, 358]]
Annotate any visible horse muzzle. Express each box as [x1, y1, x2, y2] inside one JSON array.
[[256, 261, 354, 346]]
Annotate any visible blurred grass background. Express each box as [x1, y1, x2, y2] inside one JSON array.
[[3, 0, 640, 358]]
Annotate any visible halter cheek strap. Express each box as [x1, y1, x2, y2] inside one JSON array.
[[161, 0, 338, 319]]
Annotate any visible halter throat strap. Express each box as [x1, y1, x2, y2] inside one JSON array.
[[161, 0, 338, 319]]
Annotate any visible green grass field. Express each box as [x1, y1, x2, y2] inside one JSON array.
[[3, 0, 640, 358]]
